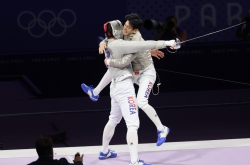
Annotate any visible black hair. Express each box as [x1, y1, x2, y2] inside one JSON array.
[[105, 23, 114, 38], [165, 15, 178, 29], [35, 136, 53, 157], [166, 15, 177, 24], [125, 13, 142, 29]]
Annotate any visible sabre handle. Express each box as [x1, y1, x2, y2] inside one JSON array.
[[165, 38, 181, 53], [174, 38, 181, 49]]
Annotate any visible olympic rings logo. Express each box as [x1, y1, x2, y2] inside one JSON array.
[[17, 9, 76, 37]]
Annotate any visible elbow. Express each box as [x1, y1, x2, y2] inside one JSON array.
[[120, 62, 130, 68], [110, 62, 129, 68]]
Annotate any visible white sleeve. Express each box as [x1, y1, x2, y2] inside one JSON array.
[[116, 40, 166, 55]]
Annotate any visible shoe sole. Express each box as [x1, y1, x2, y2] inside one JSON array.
[[90, 97, 98, 101], [99, 155, 117, 160]]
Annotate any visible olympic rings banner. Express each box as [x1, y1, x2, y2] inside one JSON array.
[[1, 0, 249, 54], [0, 0, 127, 53], [127, 0, 250, 43], [17, 9, 77, 38]]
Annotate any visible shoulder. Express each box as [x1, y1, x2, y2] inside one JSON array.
[[116, 39, 126, 43], [132, 31, 144, 41], [108, 39, 119, 45]]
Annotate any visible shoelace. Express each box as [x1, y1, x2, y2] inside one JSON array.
[[157, 128, 165, 138], [130, 159, 145, 165], [89, 85, 95, 89], [101, 149, 115, 156]]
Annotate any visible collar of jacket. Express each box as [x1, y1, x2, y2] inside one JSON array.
[[124, 33, 135, 41]]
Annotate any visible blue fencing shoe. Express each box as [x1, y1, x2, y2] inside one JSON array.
[[156, 126, 170, 146], [129, 159, 151, 165], [99, 149, 117, 160], [81, 83, 99, 101]]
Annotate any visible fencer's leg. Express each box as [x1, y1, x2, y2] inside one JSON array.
[[137, 76, 164, 131], [101, 98, 122, 153], [137, 68, 170, 146], [101, 120, 117, 154], [115, 79, 139, 163], [93, 69, 112, 96], [116, 79, 151, 164], [99, 92, 122, 160], [127, 126, 139, 164], [124, 103, 149, 164]]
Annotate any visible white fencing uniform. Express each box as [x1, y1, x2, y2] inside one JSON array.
[[97, 20, 176, 164], [102, 25, 172, 163], [134, 63, 156, 107], [109, 77, 139, 128], [106, 38, 167, 127], [108, 32, 165, 131]]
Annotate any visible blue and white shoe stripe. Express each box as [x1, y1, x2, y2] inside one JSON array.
[[99, 149, 117, 160], [81, 83, 99, 102], [156, 126, 170, 146]]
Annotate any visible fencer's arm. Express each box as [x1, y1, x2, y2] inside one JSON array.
[[115, 40, 175, 55], [107, 54, 137, 68], [107, 32, 139, 68]]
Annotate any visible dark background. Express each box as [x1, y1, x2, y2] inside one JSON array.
[[0, 0, 250, 150]]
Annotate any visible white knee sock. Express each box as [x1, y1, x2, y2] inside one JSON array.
[[93, 70, 112, 96], [141, 104, 164, 131], [102, 121, 116, 153], [127, 126, 138, 163]]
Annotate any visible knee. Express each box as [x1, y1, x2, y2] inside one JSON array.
[[137, 98, 149, 109], [109, 115, 122, 125], [127, 125, 139, 132], [126, 120, 140, 129], [107, 120, 118, 128]]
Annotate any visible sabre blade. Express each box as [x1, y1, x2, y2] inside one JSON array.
[[180, 21, 246, 44]]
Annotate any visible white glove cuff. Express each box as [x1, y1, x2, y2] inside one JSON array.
[[107, 59, 111, 65], [164, 40, 175, 47]]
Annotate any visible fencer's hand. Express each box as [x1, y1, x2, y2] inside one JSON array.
[[150, 49, 164, 60], [170, 41, 181, 50], [104, 58, 109, 68], [99, 43, 106, 54], [73, 152, 84, 163]]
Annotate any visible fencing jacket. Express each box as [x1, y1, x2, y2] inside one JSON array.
[[106, 38, 166, 80]]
